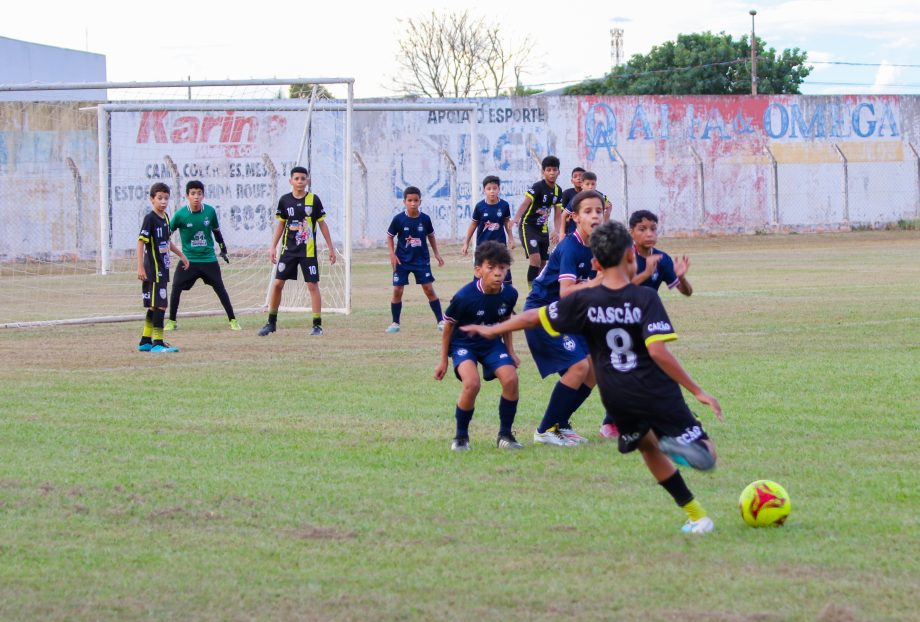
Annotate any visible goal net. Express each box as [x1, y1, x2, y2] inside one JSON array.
[[0, 79, 353, 328]]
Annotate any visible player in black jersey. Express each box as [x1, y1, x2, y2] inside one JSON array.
[[259, 167, 337, 337], [462, 221, 724, 534], [136, 183, 189, 353], [512, 156, 563, 285]]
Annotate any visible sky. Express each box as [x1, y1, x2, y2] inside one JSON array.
[[3, 0, 920, 98]]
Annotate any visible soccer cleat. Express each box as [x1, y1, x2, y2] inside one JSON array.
[[658, 436, 716, 471], [258, 323, 276, 336], [385, 323, 401, 333], [137, 342, 153, 352], [558, 426, 588, 444], [437, 320, 445, 331], [150, 343, 179, 353], [309, 326, 324, 336], [496, 433, 524, 449], [599, 423, 620, 438], [164, 319, 177, 331], [451, 437, 471, 452], [533, 425, 578, 446], [681, 516, 714, 534], [229, 319, 241, 331]]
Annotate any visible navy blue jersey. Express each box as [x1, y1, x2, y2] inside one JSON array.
[[564, 190, 608, 235], [387, 211, 435, 266], [525, 230, 595, 309], [635, 246, 679, 291], [471, 199, 511, 245], [445, 278, 518, 349], [138, 210, 172, 283], [521, 180, 562, 229]]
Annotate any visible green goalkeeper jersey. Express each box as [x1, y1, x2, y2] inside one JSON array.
[[171, 204, 220, 263]]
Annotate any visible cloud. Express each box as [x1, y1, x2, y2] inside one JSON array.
[[871, 62, 903, 93]]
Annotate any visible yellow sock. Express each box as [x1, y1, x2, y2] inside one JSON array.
[[152, 327, 164, 341], [143, 318, 153, 338], [681, 499, 707, 522]]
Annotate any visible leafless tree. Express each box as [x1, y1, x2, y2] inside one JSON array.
[[393, 11, 535, 97]]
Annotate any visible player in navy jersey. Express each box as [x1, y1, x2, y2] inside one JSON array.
[[435, 241, 521, 450], [523, 191, 605, 446], [259, 167, 337, 337], [558, 167, 585, 237], [563, 172, 613, 236], [385, 186, 445, 333], [136, 183, 189, 353], [462, 175, 515, 283], [512, 156, 563, 285], [628, 210, 692, 295], [462, 220, 723, 534]]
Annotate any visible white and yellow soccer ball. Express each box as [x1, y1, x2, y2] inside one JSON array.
[[739, 480, 791, 527]]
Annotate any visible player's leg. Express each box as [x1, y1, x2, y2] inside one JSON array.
[[637, 431, 713, 534], [304, 258, 323, 336], [492, 364, 522, 449], [150, 286, 178, 353], [537, 234, 550, 271], [201, 262, 238, 329], [386, 268, 409, 332], [138, 282, 155, 351], [420, 279, 443, 329], [451, 359, 481, 451], [261, 256, 296, 336], [557, 350, 596, 444], [537, 357, 590, 445], [166, 262, 198, 330], [522, 224, 542, 285]]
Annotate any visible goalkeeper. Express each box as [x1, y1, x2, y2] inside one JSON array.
[[166, 180, 240, 331]]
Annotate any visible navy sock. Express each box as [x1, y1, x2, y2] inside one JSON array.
[[558, 384, 593, 428], [455, 406, 474, 438], [603, 412, 616, 425], [391, 302, 402, 324], [537, 382, 580, 433], [498, 397, 518, 436], [527, 265, 540, 284], [429, 299, 443, 322]]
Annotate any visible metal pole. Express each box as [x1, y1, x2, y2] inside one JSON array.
[[611, 146, 628, 221], [442, 150, 458, 240], [833, 144, 849, 225], [689, 146, 706, 229], [908, 142, 920, 219], [765, 146, 780, 227], [750, 10, 758, 95], [96, 106, 110, 274], [469, 107, 478, 242], [344, 81, 354, 314]]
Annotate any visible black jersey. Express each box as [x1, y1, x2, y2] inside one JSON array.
[[138, 210, 172, 283], [276, 192, 326, 258], [539, 283, 683, 409], [522, 180, 562, 228]]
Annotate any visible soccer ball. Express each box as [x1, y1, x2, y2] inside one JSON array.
[[739, 480, 791, 527]]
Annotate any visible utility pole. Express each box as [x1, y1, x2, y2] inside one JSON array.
[[750, 10, 758, 95]]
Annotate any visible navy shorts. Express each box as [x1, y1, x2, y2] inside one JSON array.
[[393, 263, 434, 286], [142, 281, 168, 309], [276, 254, 319, 282], [451, 340, 515, 381], [524, 324, 589, 378]]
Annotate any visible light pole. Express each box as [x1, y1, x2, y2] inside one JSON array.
[[750, 9, 758, 95]]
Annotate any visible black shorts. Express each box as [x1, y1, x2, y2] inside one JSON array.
[[519, 223, 549, 260], [142, 281, 168, 309], [601, 390, 710, 455], [275, 254, 319, 282], [172, 261, 224, 291]]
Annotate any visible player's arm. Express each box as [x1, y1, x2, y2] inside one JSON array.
[[434, 320, 454, 380], [461, 308, 540, 340], [212, 228, 229, 263], [559, 274, 602, 298], [318, 220, 337, 265], [169, 239, 190, 269], [428, 233, 445, 267], [502, 330, 520, 367], [631, 253, 662, 285], [386, 234, 399, 269], [504, 218, 515, 250], [269, 220, 284, 264], [647, 341, 722, 421], [604, 198, 613, 222], [461, 220, 477, 256], [550, 203, 564, 245], [136, 239, 147, 281], [674, 255, 692, 296], [512, 196, 531, 225]]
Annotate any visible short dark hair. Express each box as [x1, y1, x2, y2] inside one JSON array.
[[149, 182, 170, 198], [629, 210, 658, 228], [474, 240, 512, 267], [591, 221, 633, 269], [290, 166, 309, 177], [571, 167, 586, 175], [404, 186, 421, 199], [582, 171, 598, 182], [570, 190, 604, 214], [541, 155, 560, 170], [482, 175, 501, 188], [185, 180, 204, 193]]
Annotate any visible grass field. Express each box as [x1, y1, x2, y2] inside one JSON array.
[[1, 230, 918, 621]]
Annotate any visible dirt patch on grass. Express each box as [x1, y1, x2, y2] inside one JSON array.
[[816, 603, 861, 622], [284, 524, 356, 540]]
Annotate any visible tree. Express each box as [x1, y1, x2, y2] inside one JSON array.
[[566, 31, 810, 96], [289, 83, 334, 99], [393, 10, 534, 98]]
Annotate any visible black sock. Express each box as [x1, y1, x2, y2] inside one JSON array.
[[498, 397, 517, 436], [603, 412, 616, 426], [391, 302, 402, 324], [429, 299, 443, 322], [268, 312, 278, 326], [169, 285, 180, 322], [313, 313, 322, 327], [658, 470, 694, 507], [558, 383, 593, 428], [527, 265, 540, 283], [455, 406, 474, 439], [538, 382, 579, 433], [213, 284, 235, 320]]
